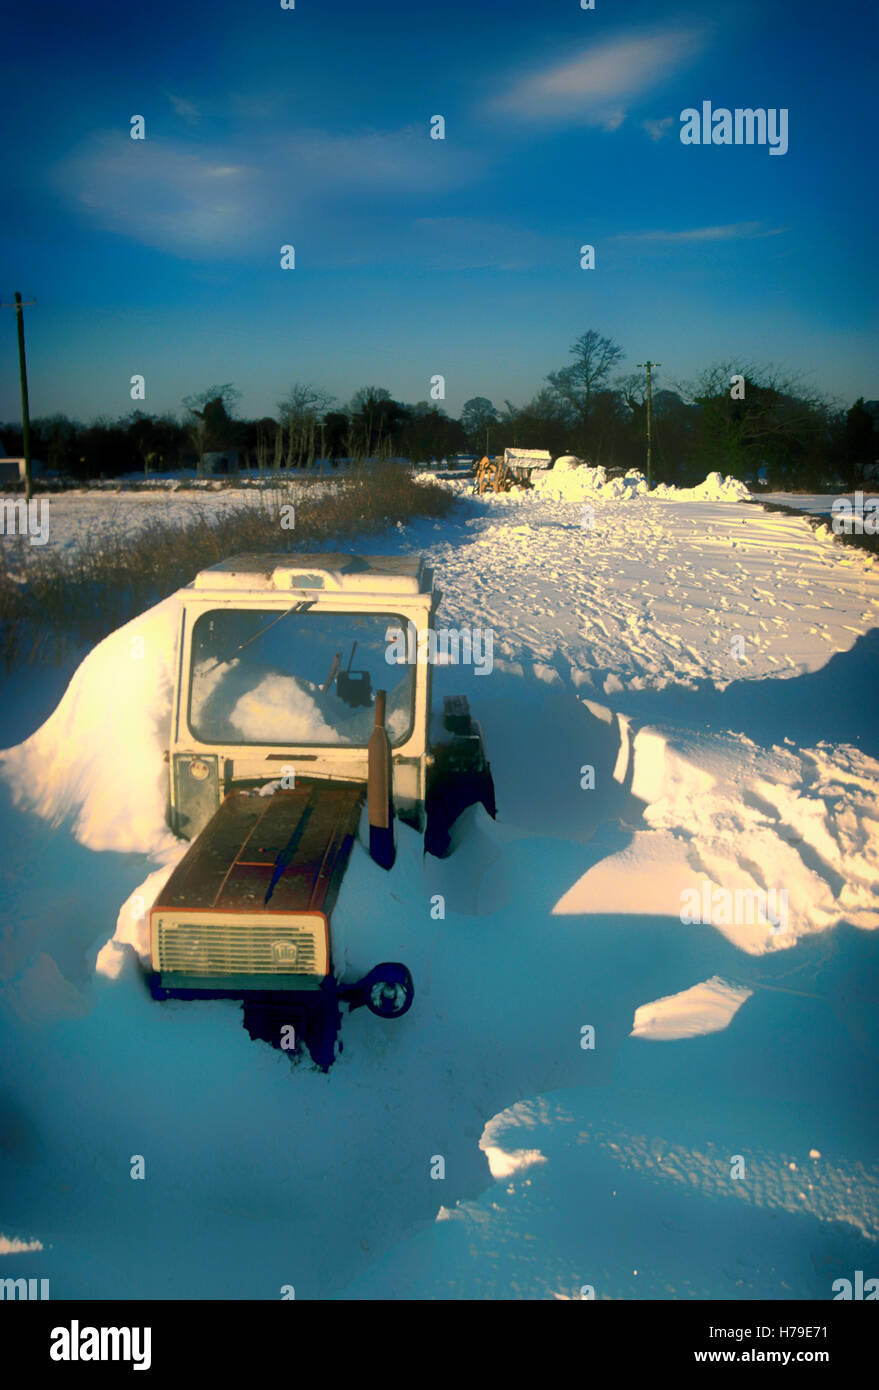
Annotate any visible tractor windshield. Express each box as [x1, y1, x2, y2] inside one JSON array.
[[188, 608, 415, 747]]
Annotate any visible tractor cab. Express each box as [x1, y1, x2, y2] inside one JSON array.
[[148, 553, 495, 1066]]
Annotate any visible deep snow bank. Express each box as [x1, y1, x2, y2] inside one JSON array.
[[531, 465, 750, 504], [0, 595, 181, 856], [564, 704, 879, 951], [2, 571, 876, 973]]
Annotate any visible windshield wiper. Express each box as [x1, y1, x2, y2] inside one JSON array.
[[203, 600, 315, 673]]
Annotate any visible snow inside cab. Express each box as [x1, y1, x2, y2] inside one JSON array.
[[148, 552, 496, 1066]]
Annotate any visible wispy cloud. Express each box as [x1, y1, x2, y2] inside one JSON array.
[[642, 115, 675, 141], [486, 27, 706, 126], [167, 92, 200, 122], [52, 127, 483, 258], [57, 138, 259, 254], [613, 222, 786, 244], [597, 109, 627, 133]]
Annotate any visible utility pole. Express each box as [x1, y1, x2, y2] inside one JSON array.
[[1, 292, 37, 501], [637, 360, 661, 489]]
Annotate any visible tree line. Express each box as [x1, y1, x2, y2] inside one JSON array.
[[2, 330, 876, 489]]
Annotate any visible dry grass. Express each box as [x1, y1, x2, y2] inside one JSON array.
[[0, 465, 455, 669]]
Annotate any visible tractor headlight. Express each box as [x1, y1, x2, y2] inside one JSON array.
[[364, 963, 414, 1018]]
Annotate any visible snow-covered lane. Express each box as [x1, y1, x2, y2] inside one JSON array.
[[422, 489, 879, 698]]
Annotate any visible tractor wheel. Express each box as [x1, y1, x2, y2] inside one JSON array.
[[425, 765, 497, 858], [303, 999, 342, 1071]]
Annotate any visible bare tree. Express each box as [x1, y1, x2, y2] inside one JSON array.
[[615, 371, 648, 412], [255, 417, 279, 480], [547, 331, 624, 427], [277, 383, 335, 470], [680, 361, 828, 478], [347, 387, 410, 459], [272, 418, 285, 474]]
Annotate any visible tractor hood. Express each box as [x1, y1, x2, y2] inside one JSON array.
[[154, 781, 365, 917]]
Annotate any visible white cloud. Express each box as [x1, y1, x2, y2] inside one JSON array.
[[613, 222, 786, 244], [596, 108, 627, 132], [642, 115, 675, 141], [167, 93, 200, 122], [487, 28, 706, 124], [52, 127, 483, 258], [56, 138, 259, 254]]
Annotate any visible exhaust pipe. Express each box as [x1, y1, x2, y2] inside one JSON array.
[[368, 690, 395, 869]]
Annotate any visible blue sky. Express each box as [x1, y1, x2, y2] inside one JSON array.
[[1, 0, 876, 423]]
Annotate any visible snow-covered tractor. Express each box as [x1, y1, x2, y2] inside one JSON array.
[[146, 552, 496, 1067]]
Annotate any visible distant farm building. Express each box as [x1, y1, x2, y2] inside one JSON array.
[[202, 449, 242, 476], [0, 437, 43, 485]]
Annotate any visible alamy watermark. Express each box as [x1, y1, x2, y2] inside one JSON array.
[[680, 102, 788, 156], [831, 492, 879, 535], [385, 622, 494, 675], [0, 496, 50, 546], [50, 1321, 151, 1370], [1, 1275, 50, 1299], [681, 883, 789, 934], [832, 1270, 878, 1299]]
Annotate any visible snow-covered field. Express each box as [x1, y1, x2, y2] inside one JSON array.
[[1, 467, 877, 1299], [0, 482, 312, 563]]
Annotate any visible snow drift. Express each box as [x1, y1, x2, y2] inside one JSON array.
[[0, 596, 181, 856], [531, 465, 750, 503]]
